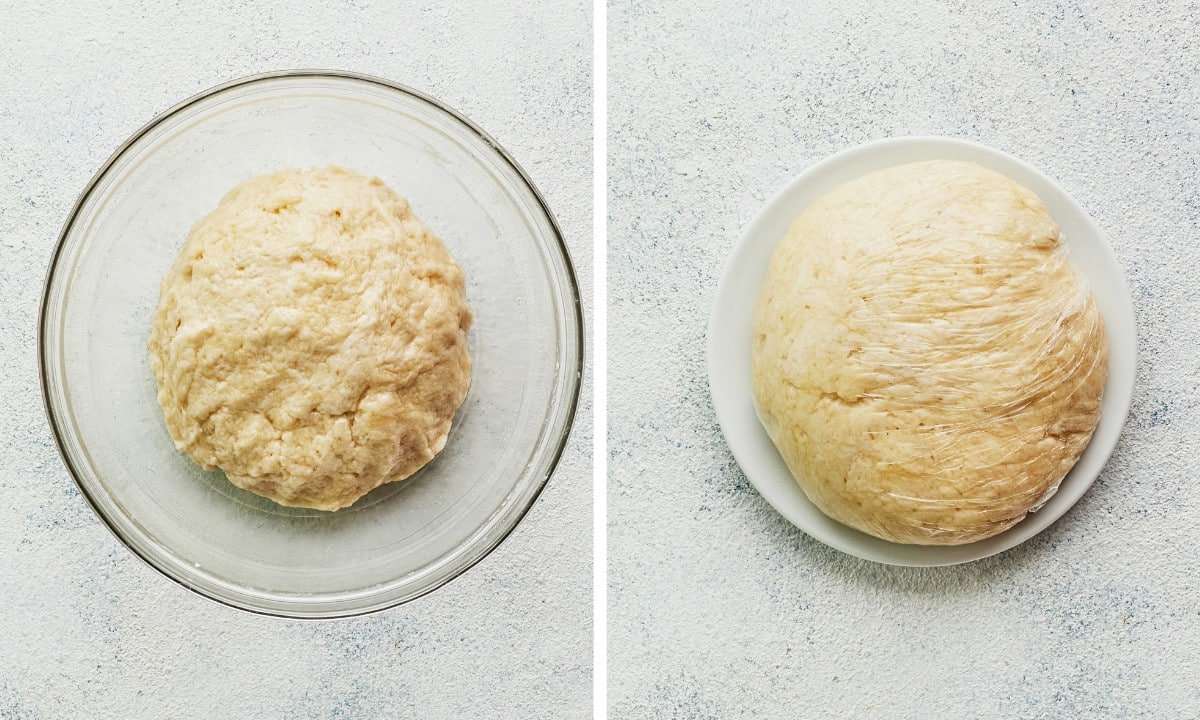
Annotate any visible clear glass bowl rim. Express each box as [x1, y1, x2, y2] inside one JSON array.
[[37, 68, 585, 618]]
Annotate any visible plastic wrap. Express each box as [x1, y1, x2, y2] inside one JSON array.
[[751, 160, 1108, 545]]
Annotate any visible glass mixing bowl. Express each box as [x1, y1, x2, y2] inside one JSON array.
[[39, 70, 582, 618]]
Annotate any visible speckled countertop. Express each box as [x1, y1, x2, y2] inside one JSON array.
[[0, 2, 591, 717], [609, 1, 1199, 716]]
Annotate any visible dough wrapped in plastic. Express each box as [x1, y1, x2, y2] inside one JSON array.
[[751, 160, 1107, 545]]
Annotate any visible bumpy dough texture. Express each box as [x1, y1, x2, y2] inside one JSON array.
[[149, 167, 472, 511], [751, 160, 1108, 545]]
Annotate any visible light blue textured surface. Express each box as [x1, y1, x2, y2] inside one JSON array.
[[609, 1, 1198, 716], [0, 3, 591, 717]]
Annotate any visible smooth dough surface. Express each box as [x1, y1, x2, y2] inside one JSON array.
[[751, 160, 1108, 545], [149, 166, 472, 511]]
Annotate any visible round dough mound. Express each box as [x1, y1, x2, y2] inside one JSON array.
[[751, 160, 1108, 545], [149, 167, 472, 511]]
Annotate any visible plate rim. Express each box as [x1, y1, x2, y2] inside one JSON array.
[[707, 135, 1137, 567], [37, 69, 585, 618]]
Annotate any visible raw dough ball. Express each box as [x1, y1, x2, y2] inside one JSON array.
[[149, 167, 472, 511], [751, 160, 1108, 545]]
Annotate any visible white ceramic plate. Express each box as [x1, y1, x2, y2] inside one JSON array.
[[708, 136, 1136, 566]]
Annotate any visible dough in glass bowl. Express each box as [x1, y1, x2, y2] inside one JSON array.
[[149, 166, 472, 511], [751, 160, 1107, 545]]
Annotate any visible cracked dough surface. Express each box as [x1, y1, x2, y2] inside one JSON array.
[[149, 166, 472, 511], [751, 160, 1107, 545]]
